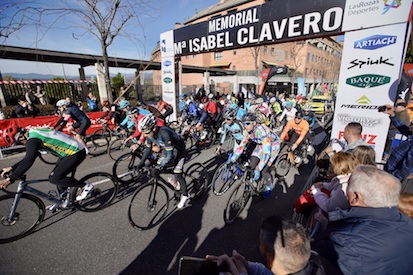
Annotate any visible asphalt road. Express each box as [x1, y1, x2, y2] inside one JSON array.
[[0, 145, 315, 275]]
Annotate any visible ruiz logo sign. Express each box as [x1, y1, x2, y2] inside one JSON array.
[[346, 74, 391, 88], [354, 35, 397, 50], [348, 56, 394, 69]]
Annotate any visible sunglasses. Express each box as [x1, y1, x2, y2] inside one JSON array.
[[243, 122, 254, 126], [143, 129, 153, 134], [225, 117, 233, 121]]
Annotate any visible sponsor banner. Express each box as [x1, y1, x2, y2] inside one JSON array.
[[173, 0, 346, 56], [404, 63, 413, 77], [331, 23, 409, 162], [160, 30, 177, 121], [0, 112, 107, 148], [342, 0, 412, 32]]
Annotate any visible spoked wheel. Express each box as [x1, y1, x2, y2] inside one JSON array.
[[0, 193, 45, 244], [108, 138, 130, 161], [112, 152, 143, 184], [185, 162, 208, 199], [183, 133, 195, 150], [86, 130, 109, 156], [71, 172, 118, 212], [223, 182, 251, 225], [275, 152, 292, 177], [212, 163, 237, 196], [128, 181, 169, 230]]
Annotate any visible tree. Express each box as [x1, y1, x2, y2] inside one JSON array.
[[111, 72, 124, 92], [0, 0, 155, 102], [289, 41, 305, 95]]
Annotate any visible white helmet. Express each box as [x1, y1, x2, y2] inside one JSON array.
[[303, 103, 312, 111], [138, 114, 157, 133], [270, 97, 276, 104], [208, 93, 214, 99], [226, 94, 231, 100], [56, 99, 68, 107]]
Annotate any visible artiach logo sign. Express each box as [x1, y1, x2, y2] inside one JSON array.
[[346, 74, 391, 88], [354, 35, 397, 50]]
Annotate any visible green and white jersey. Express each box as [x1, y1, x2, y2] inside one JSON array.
[[28, 128, 85, 157]]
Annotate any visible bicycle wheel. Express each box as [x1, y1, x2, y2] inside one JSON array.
[[183, 133, 194, 150], [86, 131, 109, 156], [223, 182, 251, 225], [108, 138, 129, 161], [0, 193, 45, 244], [128, 181, 169, 230], [71, 172, 118, 212], [275, 152, 292, 177], [112, 152, 143, 184], [219, 134, 234, 160], [212, 163, 237, 196], [185, 162, 208, 199]]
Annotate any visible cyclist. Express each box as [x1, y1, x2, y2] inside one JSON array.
[[155, 96, 174, 120], [231, 112, 280, 195], [269, 97, 282, 116], [303, 103, 316, 129], [0, 127, 93, 203], [279, 111, 310, 159], [278, 101, 297, 124], [215, 108, 244, 155], [137, 114, 190, 209]]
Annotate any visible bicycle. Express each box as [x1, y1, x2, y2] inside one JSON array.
[[223, 165, 277, 225], [0, 171, 118, 243], [128, 162, 208, 230], [112, 145, 148, 185], [84, 120, 116, 157], [212, 154, 244, 196], [107, 131, 133, 161]]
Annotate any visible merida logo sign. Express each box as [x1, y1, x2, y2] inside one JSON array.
[[354, 35, 397, 50], [346, 74, 391, 88], [341, 95, 380, 109], [356, 95, 371, 105]]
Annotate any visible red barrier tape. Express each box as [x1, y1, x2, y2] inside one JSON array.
[[0, 112, 106, 147]]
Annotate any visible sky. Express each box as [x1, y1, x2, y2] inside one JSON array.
[[0, 0, 218, 77]]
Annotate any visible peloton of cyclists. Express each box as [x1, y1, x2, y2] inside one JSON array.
[[215, 107, 245, 155]]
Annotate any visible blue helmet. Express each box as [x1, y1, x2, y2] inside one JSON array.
[[179, 93, 188, 99], [119, 100, 131, 109], [285, 101, 293, 108]]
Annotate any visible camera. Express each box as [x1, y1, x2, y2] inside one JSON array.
[[378, 105, 387, 112], [179, 256, 228, 275]]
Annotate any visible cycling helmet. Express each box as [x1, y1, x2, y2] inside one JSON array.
[[226, 94, 232, 100], [128, 107, 139, 116], [56, 99, 68, 107], [102, 100, 109, 107], [223, 108, 237, 119], [208, 93, 214, 99], [285, 101, 293, 108], [201, 96, 209, 103], [139, 114, 157, 133], [303, 103, 312, 111], [179, 93, 188, 99], [119, 100, 131, 109], [241, 112, 257, 124], [255, 97, 264, 104], [295, 111, 304, 119], [270, 97, 276, 104], [2, 126, 26, 146]]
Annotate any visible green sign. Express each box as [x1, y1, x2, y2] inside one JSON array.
[[346, 74, 391, 88], [355, 95, 371, 104], [163, 77, 173, 83]]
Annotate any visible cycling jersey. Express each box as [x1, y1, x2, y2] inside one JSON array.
[[64, 104, 89, 123], [156, 100, 172, 112], [279, 107, 297, 122], [220, 120, 244, 146], [255, 103, 270, 116], [29, 128, 85, 157], [270, 102, 282, 115], [304, 111, 316, 128], [234, 124, 280, 171], [280, 119, 310, 145]]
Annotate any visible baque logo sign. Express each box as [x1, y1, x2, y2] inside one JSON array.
[[163, 77, 173, 83], [346, 74, 391, 88], [354, 35, 397, 50]]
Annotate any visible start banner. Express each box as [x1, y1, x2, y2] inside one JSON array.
[[0, 112, 106, 148], [331, 22, 410, 162]]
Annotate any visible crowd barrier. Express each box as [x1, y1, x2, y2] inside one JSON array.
[[0, 112, 106, 148]]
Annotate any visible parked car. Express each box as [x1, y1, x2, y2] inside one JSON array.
[[308, 95, 329, 115]]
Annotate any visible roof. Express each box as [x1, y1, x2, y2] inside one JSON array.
[[185, 0, 255, 24], [0, 45, 236, 76]]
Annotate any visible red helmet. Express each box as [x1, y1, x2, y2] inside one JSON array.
[[1, 126, 23, 146], [102, 100, 110, 107], [201, 96, 209, 103]]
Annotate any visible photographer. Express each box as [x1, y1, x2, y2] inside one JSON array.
[[383, 104, 413, 193]]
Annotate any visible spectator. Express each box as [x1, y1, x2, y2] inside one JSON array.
[[311, 152, 359, 214], [351, 145, 376, 166], [13, 97, 40, 118], [0, 102, 5, 120], [398, 192, 413, 219], [24, 88, 38, 105], [87, 92, 98, 112], [384, 104, 413, 193], [34, 85, 49, 105], [207, 217, 327, 275], [313, 165, 413, 275], [319, 122, 368, 159], [384, 98, 410, 155], [155, 96, 173, 120]]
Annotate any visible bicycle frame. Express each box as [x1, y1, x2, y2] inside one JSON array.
[[5, 178, 66, 221]]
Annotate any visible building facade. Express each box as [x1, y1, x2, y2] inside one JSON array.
[[152, 0, 342, 98]]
